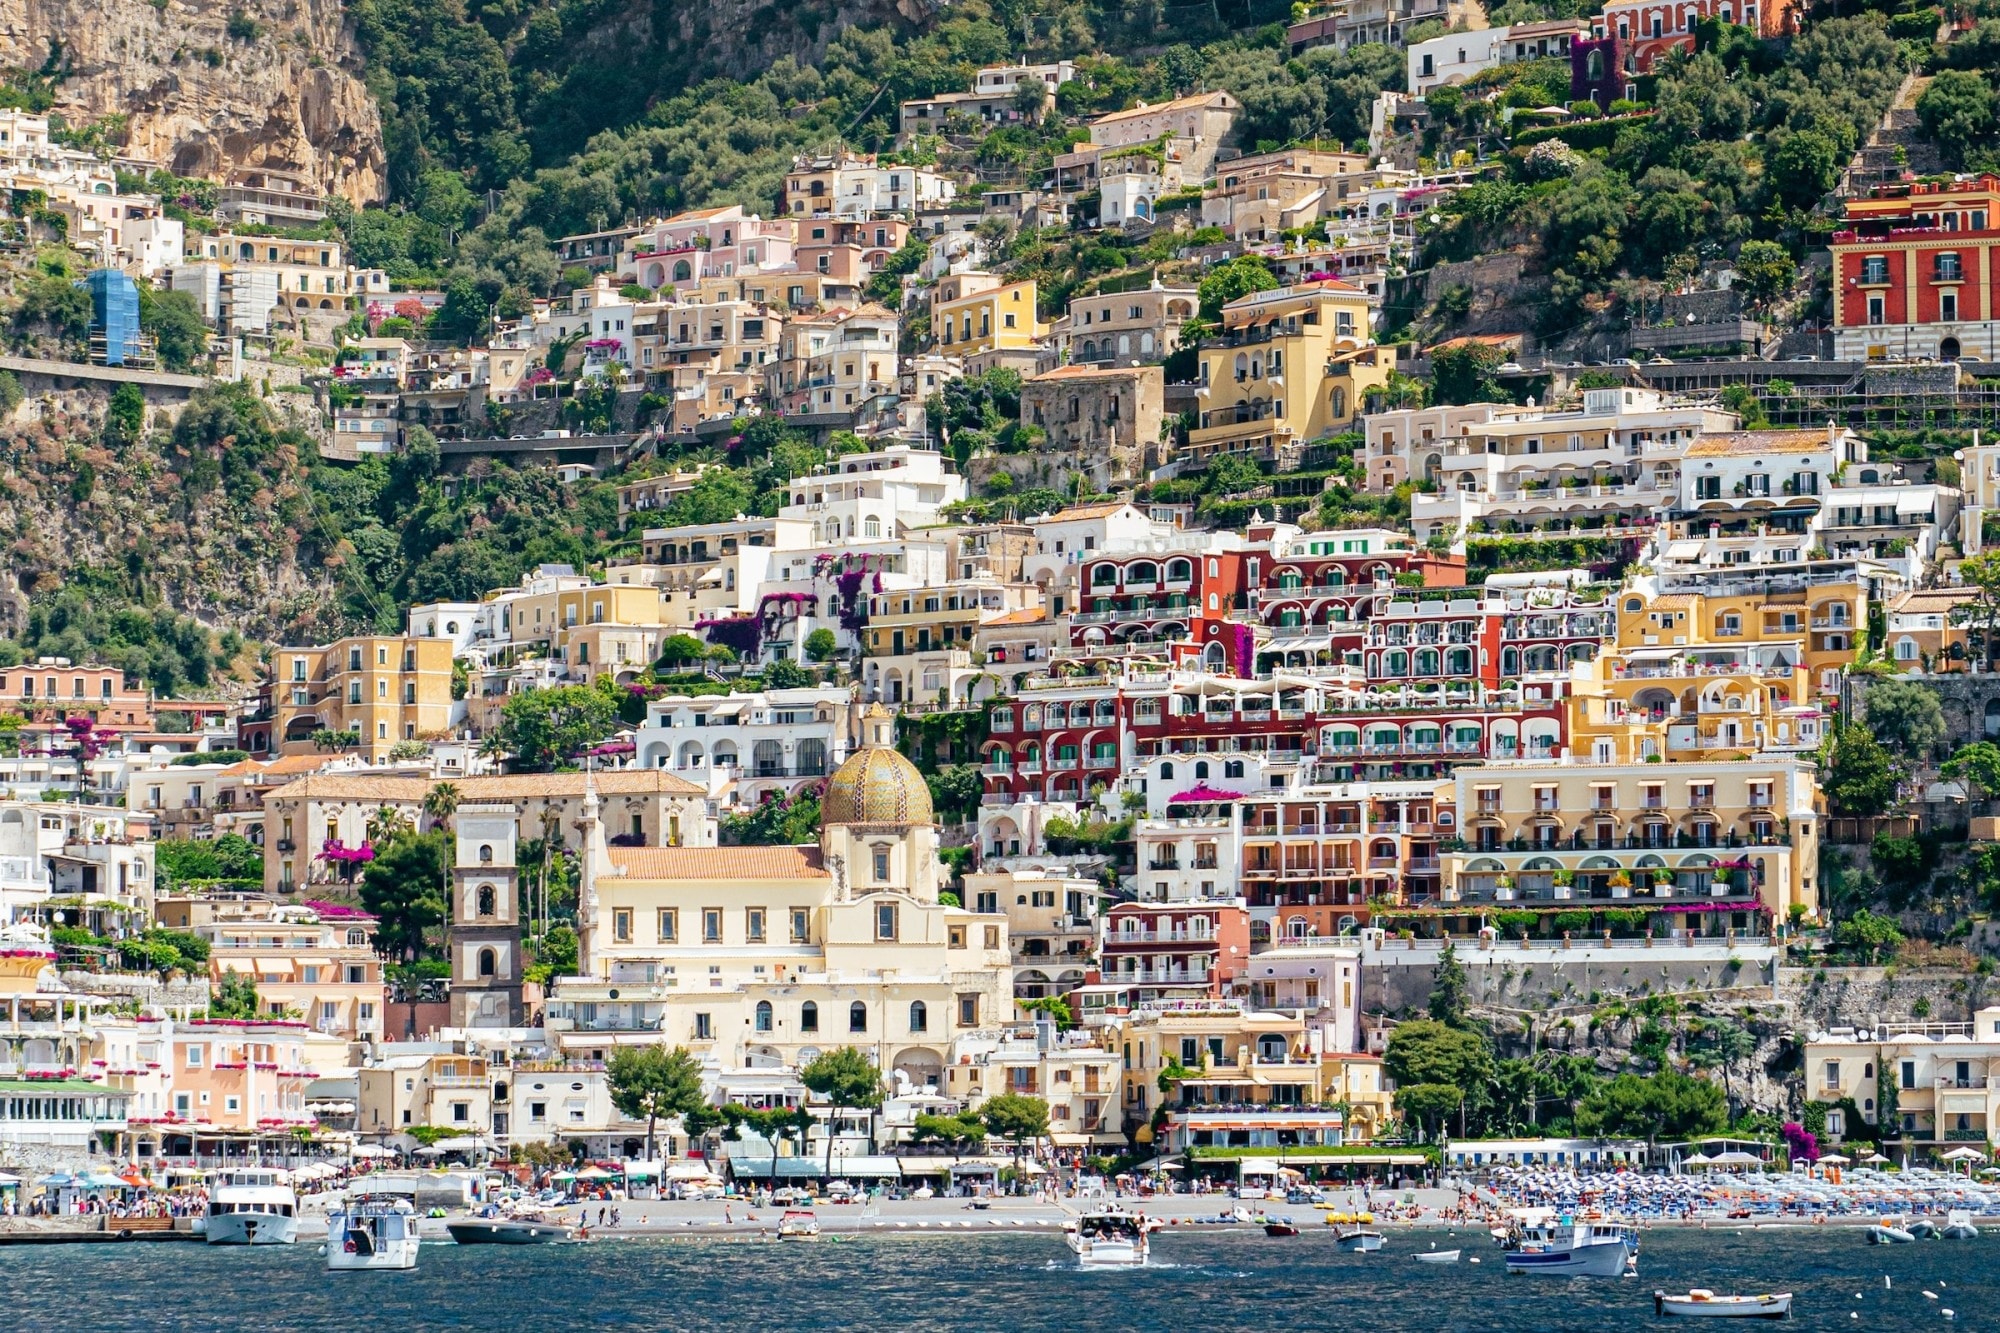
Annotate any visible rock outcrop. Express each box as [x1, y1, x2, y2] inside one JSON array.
[[0, 0, 384, 203]]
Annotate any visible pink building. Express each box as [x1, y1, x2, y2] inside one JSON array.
[[623, 206, 796, 291]]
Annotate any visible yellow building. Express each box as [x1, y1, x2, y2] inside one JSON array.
[[1188, 277, 1390, 465], [1613, 580, 1865, 702], [1444, 756, 1820, 924], [1567, 644, 1825, 765], [268, 636, 456, 759], [933, 275, 1045, 372], [551, 712, 1012, 1091]]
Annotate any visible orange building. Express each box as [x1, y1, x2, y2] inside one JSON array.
[[1593, 0, 1800, 72]]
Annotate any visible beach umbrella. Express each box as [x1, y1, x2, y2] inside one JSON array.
[[1682, 1152, 1716, 1168], [412, 1145, 446, 1158], [1941, 1147, 1985, 1162], [577, 1165, 616, 1181], [1862, 1152, 1891, 1164]]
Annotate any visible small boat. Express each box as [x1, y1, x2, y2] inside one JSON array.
[[1414, 1248, 1462, 1264], [202, 1168, 300, 1246], [1867, 1219, 1916, 1245], [445, 1214, 571, 1245], [1263, 1219, 1300, 1237], [326, 1194, 421, 1271], [1501, 1214, 1637, 1277], [778, 1209, 821, 1241], [1654, 1290, 1794, 1319], [1064, 1206, 1160, 1267], [1942, 1210, 1980, 1240], [1906, 1217, 1941, 1240], [1336, 1226, 1385, 1253]]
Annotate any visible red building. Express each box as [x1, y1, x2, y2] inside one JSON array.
[[1070, 548, 1254, 671], [1593, 0, 1801, 74], [1829, 175, 2000, 362], [1099, 901, 1251, 999]]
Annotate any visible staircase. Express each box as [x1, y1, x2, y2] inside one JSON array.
[[1842, 73, 1945, 196]]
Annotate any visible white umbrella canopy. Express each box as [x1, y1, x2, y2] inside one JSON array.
[[1814, 1153, 1852, 1166], [1862, 1152, 1892, 1164], [348, 1144, 396, 1159], [1682, 1152, 1716, 1167], [1941, 1146, 1987, 1162], [1710, 1150, 1764, 1166]]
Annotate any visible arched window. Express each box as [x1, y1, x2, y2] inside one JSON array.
[[1330, 387, 1347, 417], [755, 1001, 774, 1032], [477, 948, 496, 978], [909, 1000, 928, 1032], [479, 844, 493, 863], [672, 258, 691, 282], [1587, 48, 1604, 80], [800, 1001, 819, 1033], [1195, 761, 1211, 779], [477, 885, 495, 917], [1159, 761, 1175, 780], [849, 1002, 868, 1033], [1224, 760, 1245, 778]]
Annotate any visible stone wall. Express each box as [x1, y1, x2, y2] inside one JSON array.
[[1778, 966, 1995, 1031], [1360, 937, 1780, 1015]]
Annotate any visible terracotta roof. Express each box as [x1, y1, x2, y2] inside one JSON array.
[[1641, 594, 1697, 610], [1685, 430, 1828, 457], [608, 845, 830, 880], [1093, 91, 1238, 125], [982, 608, 1049, 626], [264, 769, 706, 803], [1031, 363, 1153, 381], [1891, 589, 1976, 613], [1040, 501, 1138, 522], [1428, 333, 1524, 350]]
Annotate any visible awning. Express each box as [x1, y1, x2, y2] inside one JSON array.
[[216, 958, 256, 973], [255, 958, 293, 975]]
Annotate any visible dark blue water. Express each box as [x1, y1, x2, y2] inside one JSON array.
[[5, 1227, 1994, 1330]]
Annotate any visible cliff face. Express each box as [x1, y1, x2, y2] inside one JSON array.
[[0, 0, 384, 204]]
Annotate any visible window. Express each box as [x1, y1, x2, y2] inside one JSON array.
[[849, 1002, 868, 1033], [703, 909, 722, 943], [909, 1000, 928, 1032], [613, 909, 632, 943], [876, 904, 898, 941], [790, 908, 809, 943], [958, 993, 978, 1026], [658, 909, 678, 942], [695, 1013, 713, 1040], [746, 908, 766, 942], [800, 1001, 819, 1032], [477, 948, 496, 978], [755, 1001, 774, 1032]]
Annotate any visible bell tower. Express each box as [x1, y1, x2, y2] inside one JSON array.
[[448, 804, 524, 1028]]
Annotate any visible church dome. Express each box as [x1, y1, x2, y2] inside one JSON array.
[[821, 745, 934, 827]]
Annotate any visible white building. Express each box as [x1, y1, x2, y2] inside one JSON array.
[[633, 686, 854, 806]]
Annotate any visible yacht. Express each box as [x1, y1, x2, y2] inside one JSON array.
[[1500, 1211, 1636, 1277], [202, 1168, 299, 1246], [445, 1207, 571, 1245], [1064, 1206, 1160, 1267], [326, 1194, 422, 1271], [1335, 1225, 1385, 1253]]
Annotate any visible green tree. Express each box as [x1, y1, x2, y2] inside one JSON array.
[[761, 658, 811, 689], [1195, 256, 1277, 323], [1574, 1070, 1726, 1141], [925, 763, 985, 822], [1917, 69, 1996, 169], [979, 1092, 1050, 1161], [803, 628, 839, 663], [1943, 741, 2000, 801], [1862, 678, 1944, 761], [358, 831, 449, 960], [1428, 342, 1509, 406], [1395, 1083, 1464, 1142], [606, 1045, 706, 1162], [207, 971, 261, 1019], [1428, 940, 1471, 1027], [658, 633, 706, 668], [104, 382, 146, 446], [1767, 130, 1839, 211], [1686, 1020, 1757, 1118], [1831, 907, 1903, 964], [422, 781, 460, 831], [1383, 1018, 1494, 1094], [155, 834, 263, 889], [1955, 553, 2000, 668], [1734, 240, 1798, 307], [799, 1046, 884, 1175], [912, 1109, 987, 1151], [1822, 720, 1900, 817], [139, 287, 210, 372], [497, 683, 617, 770]]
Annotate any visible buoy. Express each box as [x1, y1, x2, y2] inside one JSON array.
[[1887, 1277, 1894, 1290], [1943, 1309, 1956, 1320], [1925, 1292, 1939, 1301]]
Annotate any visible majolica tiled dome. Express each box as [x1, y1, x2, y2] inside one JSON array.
[[822, 746, 933, 827]]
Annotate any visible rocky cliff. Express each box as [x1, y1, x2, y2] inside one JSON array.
[[0, 0, 384, 203]]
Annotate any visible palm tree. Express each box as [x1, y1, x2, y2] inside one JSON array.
[[423, 782, 461, 833], [365, 805, 413, 846]]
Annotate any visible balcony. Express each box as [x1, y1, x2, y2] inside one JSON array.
[[1107, 968, 1212, 985]]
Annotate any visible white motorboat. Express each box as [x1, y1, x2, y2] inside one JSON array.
[[1942, 1210, 1980, 1240], [1414, 1248, 1461, 1264], [1654, 1289, 1794, 1319], [445, 1210, 571, 1245], [1336, 1226, 1385, 1253], [326, 1194, 421, 1271], [1501, 1214, 1637, 1277], [777, 1209, 821, 1241], [1064, 1206, 1160, 1268], [202, 1168, 299, 1246]]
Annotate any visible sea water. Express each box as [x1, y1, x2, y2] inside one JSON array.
[[6, 1226, 1994, 1330]]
